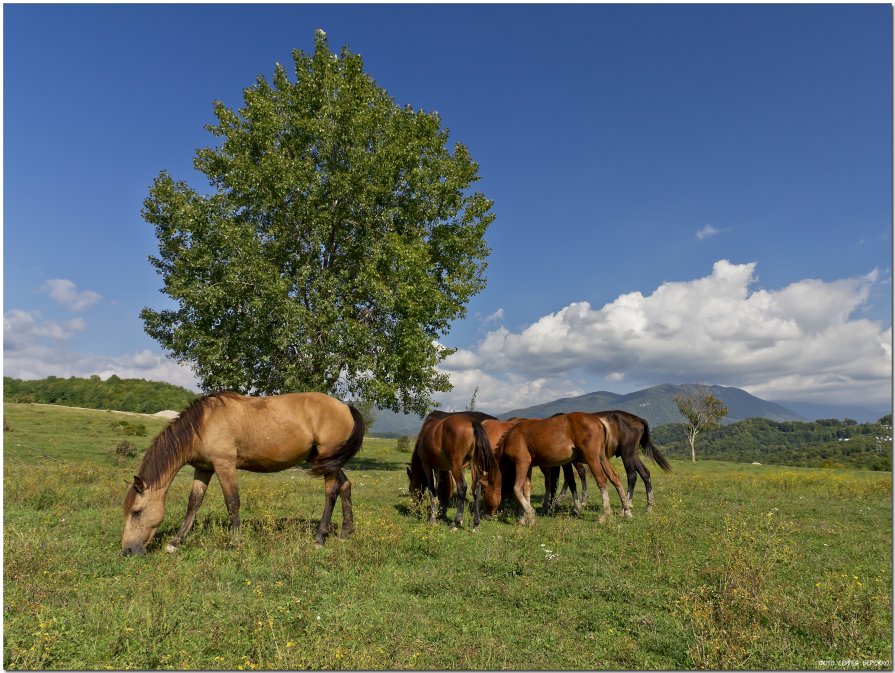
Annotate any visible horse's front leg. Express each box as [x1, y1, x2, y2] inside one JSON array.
[[315, 471, 341, 546], [421, 463, 439, 524], [514, 464, 537, 525], [166, 467, 213, 553]]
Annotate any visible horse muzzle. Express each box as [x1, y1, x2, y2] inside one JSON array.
[[121, 543, 146, 557]]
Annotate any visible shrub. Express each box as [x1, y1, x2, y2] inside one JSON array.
[[395, 435, 413, 453], [114, 440, 138, 458], [111, 420, 147, 437]]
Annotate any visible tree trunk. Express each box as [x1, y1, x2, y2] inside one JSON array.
[[688, 428, 698, 463]]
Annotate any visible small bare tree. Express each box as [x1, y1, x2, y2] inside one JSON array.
[[465, 385, 480, 412], [673, 385, 728, 463]]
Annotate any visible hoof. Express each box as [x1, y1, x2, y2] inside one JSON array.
[[623, 510, 633, 519], [449, 524, 459, 532], [165, 543, 178, 554]]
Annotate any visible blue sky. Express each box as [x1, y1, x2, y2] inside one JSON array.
[[4, 4, 892, 414]]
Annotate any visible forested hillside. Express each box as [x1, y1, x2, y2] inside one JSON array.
[[3, 376, 198, 414], [653, 416, 893, 471]]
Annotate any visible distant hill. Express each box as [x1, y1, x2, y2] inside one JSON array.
[[367, 383, 804, 436], [3, 376, 198, 414], [652, 416, 892, 471], [498, 384, 804, 428], [768, 400, 889, 425]]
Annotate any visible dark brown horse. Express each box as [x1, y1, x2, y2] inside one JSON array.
[[552, 410, 671, 511], [407, 410, 496, 529], [121, 391, 364, 554], [496, 412, 633, 524]]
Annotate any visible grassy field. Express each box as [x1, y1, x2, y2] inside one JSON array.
[[3, 402, 892, 670]]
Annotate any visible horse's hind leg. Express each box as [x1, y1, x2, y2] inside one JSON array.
[[634, 456, 654, 511], [582, 454, 613, 522], [166, 467, 213, 553], [562, 463, 581, 517], [575, 462, 588, 503], [337, 468, 355, 540], [539, 466, 560, 516], [450, 468, 467, 530], [214, 462, 242, 539], [315, 471, 341, 546], [622, 454, 639, 507], [599, 450, 633, 518]]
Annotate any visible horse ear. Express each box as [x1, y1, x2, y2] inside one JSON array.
[[405, 466, 411, 477], [132, 476, 146, 494]]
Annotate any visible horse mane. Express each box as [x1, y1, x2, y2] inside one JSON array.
[[136, 390, 241, 489]]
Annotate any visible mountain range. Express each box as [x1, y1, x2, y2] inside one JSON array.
[[497, 384, 802, 427], [368, 383, 800, 437], [367, 383, 889, 437]]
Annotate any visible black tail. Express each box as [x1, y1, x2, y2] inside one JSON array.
[[306, 405, 365, 477], [641, 421, 671, 473], [471, 420, 496, 483]]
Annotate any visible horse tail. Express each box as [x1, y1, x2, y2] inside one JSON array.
[[306, 404, 365, 477], [470, 420, 496, 485], [641, 420, 672, 473]]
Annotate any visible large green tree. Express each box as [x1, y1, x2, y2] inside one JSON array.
[[141, 30, 493, 415]]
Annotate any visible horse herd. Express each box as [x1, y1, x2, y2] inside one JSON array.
[[407, 408, 671, 530], [120, 391, 670, 556]]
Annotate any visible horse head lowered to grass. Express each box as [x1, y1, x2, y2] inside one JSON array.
[[121, 391, 364, 555], [406, 410, 496, 529]]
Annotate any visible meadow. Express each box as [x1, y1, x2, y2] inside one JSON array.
[[3, 402, 892, 670]]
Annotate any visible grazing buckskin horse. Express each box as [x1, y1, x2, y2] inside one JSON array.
[[497, 412, 633, 525], [552, 410, 671, 511], [407, 410, 496, 529], [121, 391, 364, 554]]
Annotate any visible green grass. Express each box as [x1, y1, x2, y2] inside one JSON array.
[[4, 402, 892, 670]]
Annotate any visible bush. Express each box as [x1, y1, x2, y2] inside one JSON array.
[[111, 420, 147, 436], [395, 435, 413, 453], [114, 440, 138, 458]]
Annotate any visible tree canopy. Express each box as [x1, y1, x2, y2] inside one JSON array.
[[3, 376, 197, 414], [141, 30, 493, 415]]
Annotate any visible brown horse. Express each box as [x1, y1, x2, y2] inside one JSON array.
[[553, 410, 671, 511], [407, 410, 496, 529], [497, 412, 633, 524], [479, 418, 586, 518], [121, 391, 364, 555], [477, 418, 523, 516]]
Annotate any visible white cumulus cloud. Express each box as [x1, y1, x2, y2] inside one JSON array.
[[3, 310, 198, 390], [43, 279, 102, 312], [439, 260, 891, 410]]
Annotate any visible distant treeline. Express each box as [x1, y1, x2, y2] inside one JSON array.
[[3, 376, 198, 414], [653, 416, 893, 471]]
